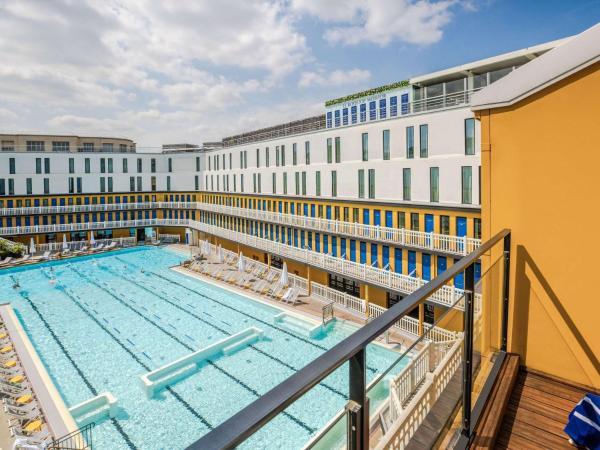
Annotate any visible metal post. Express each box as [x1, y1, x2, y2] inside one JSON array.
[[348, 348, 368, 450], [461, 262, 475, 441], [501, 233, 511, 351]]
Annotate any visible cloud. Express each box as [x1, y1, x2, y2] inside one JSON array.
[[0, 108, 18, 121], [292, 0, 458, 46], [299, 68, 371, 87], [47, 115, 138, 136]]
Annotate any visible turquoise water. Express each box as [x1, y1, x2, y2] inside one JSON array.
[[0, 247, 405, 449]]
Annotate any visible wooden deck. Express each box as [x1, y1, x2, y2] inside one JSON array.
[[495, 369, 588, 450]]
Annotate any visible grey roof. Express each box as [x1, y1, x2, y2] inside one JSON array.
[[471, 23, 600, 110]]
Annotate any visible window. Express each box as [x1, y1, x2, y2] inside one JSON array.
[[305, 141, 310, 165], [151, 158, 156, 173], [331, 170, 337, 197], [136, 176, 142, 191], [108, 158, 113, 173], [465, 118, 475, 155], [351, 105, 357, 123], [8, 179, 14, 195], [100, 158, 106, 173], [9, 158, 15, 174], [411, 213, 419, 231], [43, 178, 49, 194], [315, 171, 321, 196], [283, 173, 287, 194], [0, 179, 4, 195], [383, 129, 390, 160], [440, 216, 450, 235], [406, 126, 414, 159], [294, 172, 299, 195], [130, 177, 135, 192], [151, 176, 156, 191], [76, 177, 82, 193], [281, 145, 285, 166], [26, 141, 44, 152], [257, 173, 261, 193], [52, 141, 69, 152], [44, 158, 50, 174], [403, 168, 411, 201], [35, 158, 41, 174], [168, 158, 173, 172], [68, 177, 74, 194], [461, 166, 472, 204], [26, 178, 32, 195], [335, 137, 341, 163], [122, 158, 128, 173], [137, 158, 142, 173], [272, 173, 277, 194], [229, 153, 232, 169], [430, 167, 439, 202], [292, 143, 297, 165], [397, 211, 406, 228], [327, 138, 332, 163], [102, 143, 113, 152], [1, 140, 14, 151], [68, 158, 74, 174], [82, 143, 94, 152], [361, 133, 368, 161], [196, 157, 200, 171], [167, 176, 171, 191], [301, 172, 307, 195], [368, 169, 375, 199], [474, 218, 482, 239], [195, 175, 199, 191], [265, 147, 270, 167], [275, 146, 280, 166], [256, 148, 260, 168], [119, 144, 127, 153], [358, 170, 365, 198], [85, 158, 91, 173], [420, 124, 428, 158], [100, 177, 106, 192], [108, 177, 113, 192]]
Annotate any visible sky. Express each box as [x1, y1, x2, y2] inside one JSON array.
[[0, 0, 599, 149]]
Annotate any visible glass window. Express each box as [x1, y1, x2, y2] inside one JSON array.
[[44, 158, 50, 173], [315, 171, 321, 196], [283, 173, 287, 194], [52, 141, 69, 152], [102, 143, 113, 152], [420, 124, 428, 158], [440, 215, 450, 235], [272, 173, 276, 194], [151, 158, 156, 173], [397, 211, 406, 228], [305, 141, 310, 165], [294, 172, 299, 195], [68, 158, 74, 174], [26, 141, 44, 152], [137, 158, 142, 173], [362, 133, 368, 161], [168, 158, 173, 172], [301, 171, 306, 195], [26, 178, 32, 195], [430, 167, 439, 202], [281, 145, 285, 166], [108, 177, 113, 192], [35, 158, 41, 174], [360, 103, 366, 122], [335, 137, 341, 163], [196, 157, 201, 171], [266, 147, 270, 167], [474, 218, 482, 239], [473, 73, 487, 89], [136, 176, 142, 191], [122, 158, 128, 173], [358, 170, 365, 198], [403, 168, 411, 201], [292, 143, 297, 165], [465, 118, 475, 155], [167, 176, 171, 191], [43, 178, 49, 194], [85, 158, 91, 173], [327, 138, 332, 164], [406, 126, 414, 159], [76, 177, 82, 193], [489, 67, 512, 83], [9, 158, 15, 174], [383, 129, 390, 160], [462, 166, 472, 204], [130, 176, 135, 192], [411, 213, 419, 231], [368, 169, 375, 199], [100, 158, 106, 173], [108, 158, 113, 173], [331, 170, 337, 197]]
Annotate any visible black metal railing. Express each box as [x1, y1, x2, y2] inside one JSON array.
[[49, 423, 95, 450], [187, 229, 511, 450]]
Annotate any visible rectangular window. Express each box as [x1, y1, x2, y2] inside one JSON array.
[[257, 174, 261, 193], [461, 166, 472, 204], [276, 146, 280, 166], [100, 158, 106, 173], [76, 177, 82, 193], [52, 141, 69, 152], [119, 144, 127, 152], [430, 167, 439, 202], [196, 157, 200, 171], [253, 173, 257, 193], [331, 170, 337, 197], [136, 176, 142, 191], [35, 158, 41, 174], [43, 178, 49, 194], [26, 141, 44, 152], [440, 215, 450, 235], [406, 126, 414, 159], [256, 148, 260, 168], [137, 158, 142, 173], [301, 172, 307, 195], [8, 179, 14, 195], [108, 177, 113, 192], [283, 173, 287, 194], [151, 158, 156, 173], [361, 133, 368, 161], [9, 158, 15, 174], [281, 145, 285, 166], [122, 158, 128, 173], [150, 176, 156, 191], [465, 118, 475, 155], [292, 143, 297, 165], [26, 178, 32, 195], [327, 138, 332, 164], [411, 213, 419, 231], [368, 169, 375, 199], [474, 218, 482, 239], [44, 158, 50, 173], [265, 147, 270, 167], [335, 137, 341, 163], [130, 176, 135, 192], [1, 140, 14, 151], [403, 168, 411, 201], [82, 143, 94, 152], [84, 158, 91, 173], [195, 175, 199, 191], [315, 171, 321, 196], [295, 172, 299, 195], [68, 158, 74, 174], [167, 176, 171, 191], [168, 158, 173, 172], [0, 179, 5, 195], [358, 169, 365, 198], [420, 124, 428, 158], [108, 158, 113, 173], [100, 177, 106, 192], [102, 143, 113, 152], [383, 129, 390, 160], [272, 173, 277, 194], [68, 177, 74, 194], [305, 141, 310, 165]]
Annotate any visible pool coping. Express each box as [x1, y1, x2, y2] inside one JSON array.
[[0, 303, 79, 440]]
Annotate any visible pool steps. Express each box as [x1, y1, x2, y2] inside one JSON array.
[[69, 392, 118, 427], [140, 327, 264, 397], [273, 312, 332, 338]]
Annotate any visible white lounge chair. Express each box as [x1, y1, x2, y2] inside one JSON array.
[[106, 242, 117, 250], [92, 244, 105, 252], [13, 255, 30, 265], [10, 428, 51, 449], [0, 257, 13, 266]]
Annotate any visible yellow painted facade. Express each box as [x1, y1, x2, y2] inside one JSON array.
[[476, 61, 600, 389]]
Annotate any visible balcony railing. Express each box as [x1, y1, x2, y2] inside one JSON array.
[[0, 201, 481, 255], [185, 228, 511, 450]]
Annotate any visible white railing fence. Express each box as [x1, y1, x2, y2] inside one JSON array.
[[34, 237, 137, 253]]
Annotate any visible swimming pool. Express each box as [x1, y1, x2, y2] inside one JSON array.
[[0, 247, 406, 449]]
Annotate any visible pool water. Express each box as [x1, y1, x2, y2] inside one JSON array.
[[0, 247, 406, 449]]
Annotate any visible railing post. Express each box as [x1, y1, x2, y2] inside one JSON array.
[[501, 233, 511, 351], [461, 262, 475, 442], [347, 348, 368, 450]]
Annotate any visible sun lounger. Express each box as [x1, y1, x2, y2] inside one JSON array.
[[10, 427, 51, 446], [106, 242, 117, 250], [0, 257, 13, 266], [12, 255, 31, 266], [4, 402, 39, 417], [2, 393, 34, 406], [91, 244, 105, 252], [73, 246, 88, 255]]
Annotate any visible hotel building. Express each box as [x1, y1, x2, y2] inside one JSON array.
[[0, 26, 598, 450]]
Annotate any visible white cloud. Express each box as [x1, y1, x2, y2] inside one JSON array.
[[47, 115, 138, 136], [299, 68, 371, 87], [292, 0, 458, 46], [0, 108, 18, 121]]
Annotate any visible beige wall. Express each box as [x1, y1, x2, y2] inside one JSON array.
[[477, 61, 600, 389], [0, 134, 135, 153]]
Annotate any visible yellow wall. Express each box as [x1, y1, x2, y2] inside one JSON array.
[[477, 61, 600, 389]]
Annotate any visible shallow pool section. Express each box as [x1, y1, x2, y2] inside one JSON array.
[[0, 247, 406, 449]]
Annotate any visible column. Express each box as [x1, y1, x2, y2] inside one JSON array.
[[418, 303, 425, 336], [307, 266, 312, 295], [364, 285, 370, 318]]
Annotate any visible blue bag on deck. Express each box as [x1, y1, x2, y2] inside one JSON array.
[[565, 393, 600, 450]]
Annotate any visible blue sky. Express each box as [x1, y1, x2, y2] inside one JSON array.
[[0, 0, 598, 148]]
